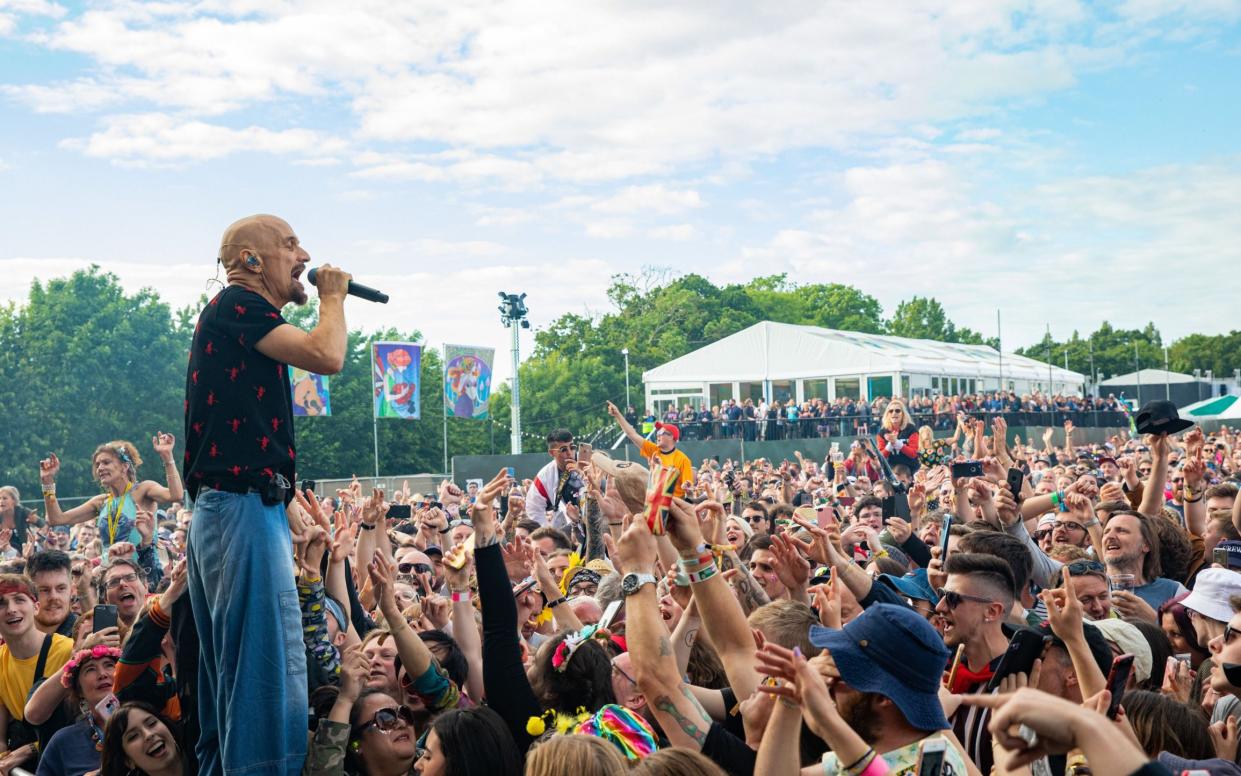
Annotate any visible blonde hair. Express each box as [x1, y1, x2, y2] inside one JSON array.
[[918, 425, 934, 445], [524, 735, 627, 776], [631, 749, 727, 776], [92, 441, 143, 481], [882, 400, 912, 432]]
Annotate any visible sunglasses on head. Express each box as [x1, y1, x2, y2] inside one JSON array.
[[447, 519, 473, 529], [355, 706, 416, 736], [1065, 560, 1106, 576], [398, 562, 432, 575], [935, 588, 995, 609]]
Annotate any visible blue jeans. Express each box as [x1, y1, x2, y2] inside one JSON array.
[[187, 488, 307, 776]]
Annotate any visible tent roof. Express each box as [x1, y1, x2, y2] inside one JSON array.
[[1100, 368, 1200, 386], [643, 321, 1086, 384], [1181, 394, 1241, 419]]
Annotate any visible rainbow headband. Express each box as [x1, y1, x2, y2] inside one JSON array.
[[575, 705, 659, 760], [61, 645, 121, 688], [550, 624, 610, 672]]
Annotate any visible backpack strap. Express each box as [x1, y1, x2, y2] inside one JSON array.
[[32, 634, 53, 683]]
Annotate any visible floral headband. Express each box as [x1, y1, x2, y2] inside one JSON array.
[[112, 446, 133, 465], [550, 624, 610, 673], [61, 645, 121, 688]]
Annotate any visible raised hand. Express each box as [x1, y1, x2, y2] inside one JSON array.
[[769, 533, 810, 591], [361, 488, 385, 527], [617, 515, 658, 575], [367, 553, 398, 615], [1210, 716, 1239, 762], [666, 498, 706, 555], [1041, 566, 1084, 641], [134, 509, 155, 548], [39, 452, 60, 485], [330, 521, 358, 564], [160, 558, 189, 609], [606, 400, 624, 421], [338, 645, 369, 703], [151, 431, 176, 460], [470, 468, 513, 545]]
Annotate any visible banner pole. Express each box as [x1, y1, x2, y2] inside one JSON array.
[[442, 345, 449, 475], [371, 338, 379, 478]]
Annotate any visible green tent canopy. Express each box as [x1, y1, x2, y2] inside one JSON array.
[[1182, 394, 1241, 418]]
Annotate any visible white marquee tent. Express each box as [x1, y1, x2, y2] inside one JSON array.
[[640, 321, 1086, 412]]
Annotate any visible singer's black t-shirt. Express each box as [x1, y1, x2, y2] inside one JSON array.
[[183, 285, 296, 500]]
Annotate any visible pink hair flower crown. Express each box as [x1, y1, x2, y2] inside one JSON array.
[[60, 645, 121, 688], [551, 624, 610, 673]]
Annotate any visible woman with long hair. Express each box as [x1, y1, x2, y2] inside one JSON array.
[[0, 486, 38, 555], [99, 702, 188, 776], [38, 435, 182, 562], [876, 399, 920, 475], [524, 735, 627, 776]]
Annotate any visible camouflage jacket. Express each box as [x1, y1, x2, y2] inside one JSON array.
[[302, 719, 349, 776]]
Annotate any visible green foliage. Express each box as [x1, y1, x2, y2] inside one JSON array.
[[0, 267, 188, 499], [887, 296, 997, 347], [1015, 321, 1167, 381]]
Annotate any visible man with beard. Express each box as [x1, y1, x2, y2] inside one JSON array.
[[806, 603, 967, 776], [29, 550, 76, 638], [1103, 510, 1186, 612], [184, 214, 351, 776]]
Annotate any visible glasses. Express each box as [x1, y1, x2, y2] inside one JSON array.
[[398, 563, 432, 575], [355, 706, 416, 736], [1054, 521, 1086, 533], [105, 572, 138, 590], [1033, 530, 1051, 540], [935, 588, 995, 609], [447, 519, 473, 529], [1226, 624, 1241, 647], [550, 444, 578, 454], [611, 658, 637, 686], [744, 514, 767, 524]]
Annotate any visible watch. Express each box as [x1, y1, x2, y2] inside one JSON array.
[[621, 573, 657, 597]]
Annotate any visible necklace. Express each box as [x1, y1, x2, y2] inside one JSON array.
[[104, 482, 133, 545]]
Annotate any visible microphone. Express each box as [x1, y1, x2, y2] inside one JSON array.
[[306, 267, 389, 304]]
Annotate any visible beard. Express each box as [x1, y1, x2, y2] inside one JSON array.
[[840, 691, 882, 743], [290, 280, 309, 306]]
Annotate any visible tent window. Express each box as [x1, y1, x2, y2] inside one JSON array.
[[740, 382, 764, 403], [709, 383, 733, 405], [771, 380, 793, 403], [835, 377, 860, 400], [804, 379, 828, 401]]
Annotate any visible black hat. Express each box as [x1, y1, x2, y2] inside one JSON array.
[[1135, 400, 1194, 436]]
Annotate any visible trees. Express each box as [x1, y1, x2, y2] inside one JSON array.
[[887, 296, 996, 347]]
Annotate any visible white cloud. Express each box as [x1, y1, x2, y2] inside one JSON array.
[[0, 0, 66, 17], [356, 238, 510, 260], [60, 113, 347, 164], [648, 224, 697, 241], [590, 185, 703, 215], [13, 1, 1234, 174]]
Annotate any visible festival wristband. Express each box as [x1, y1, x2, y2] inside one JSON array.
[[451, 590, 473, 604], [358, 522, 376, 531], [687, 562, 719, 584], [544, 595, 567, 608]]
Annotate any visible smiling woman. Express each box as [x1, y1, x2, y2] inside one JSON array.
[[99, 702, 188, 776]]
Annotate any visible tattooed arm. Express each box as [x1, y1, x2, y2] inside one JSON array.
[[719, 549, 770, 615], [582, 497, 607, 562], [670, 599, 701, 680]]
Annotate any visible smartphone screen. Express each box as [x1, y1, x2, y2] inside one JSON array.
[[939, 515, 953, 560], [1106, 653, 1136, 719], [386, 504, 412, 520], [1006, 468, 1024, 500], [1214, 547, 1230, 568], [917, 738, 947, 776], [986, 629, 1047, 691], [951, 461, 984, 479]]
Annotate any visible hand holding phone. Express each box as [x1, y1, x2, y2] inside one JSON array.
[[1105, 653, 1136, 720], [93, 604, 118, 633]]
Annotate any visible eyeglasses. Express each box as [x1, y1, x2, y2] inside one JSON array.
[[1054, 521, 1086, 533], [105, 572, 138, 590], [935, 588, 995, 609], [398, 563, 432, 575], [550, 444, 578, 454], [611, 658, 637, 685], [355, 706, 416, 736]]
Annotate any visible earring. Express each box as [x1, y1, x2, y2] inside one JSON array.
[[246, 254, 260, 267]]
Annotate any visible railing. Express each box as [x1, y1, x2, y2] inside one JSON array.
[[650, 409, 1130, 441]]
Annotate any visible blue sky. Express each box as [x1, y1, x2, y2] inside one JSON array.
[[2, 0, 1240, 385]]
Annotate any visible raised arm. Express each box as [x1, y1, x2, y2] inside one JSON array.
[[619, 516, 714, 752], [37, 453, 102, 527], [1139, 434, 1170, 516], [136, 432, 184, 505], [607, 400, 649, 449], [442, 549, 484, 703], [1182, 431, 1208, 537], [668, 499, 760, 701]]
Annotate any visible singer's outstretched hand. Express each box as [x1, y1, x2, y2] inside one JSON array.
[[310, 264, 351, 300]]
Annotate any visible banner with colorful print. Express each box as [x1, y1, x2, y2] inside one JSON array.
[[444, 344, 495, 420], [289, 367, 331, 417], [373, 342, 421, 419]]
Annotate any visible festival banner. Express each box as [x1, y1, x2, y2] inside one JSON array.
[[289, 367, 331, 417], [444, 344, 495, 420], [373, 342, 421, 419]]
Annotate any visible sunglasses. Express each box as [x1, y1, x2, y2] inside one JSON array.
[[398, 562, 432, 575], [1033, 530, 1051, 540], [1226, 624, 1241, 647], [935, 588, 995, 609], [550, 444, 578, 454], [447, 519, 473, 529], [355, 706, 416, 736], [1065, 560, 1106, 576]]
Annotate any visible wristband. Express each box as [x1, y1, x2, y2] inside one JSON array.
[[1082, 518, 1100, 528], [358, 522, 376, 531], [451, 590, 473, 604], [687, 562, 719, 584], [438, 527, 451, 534], [544, 595, 567, 608], [677, 552, 714, 572]]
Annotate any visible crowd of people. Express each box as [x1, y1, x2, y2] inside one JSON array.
[[630, 392, 1132, 441], [3, 399, 1241, 776], [2, 216, 1240, 776]]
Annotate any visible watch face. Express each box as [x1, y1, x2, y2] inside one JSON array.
[[622, 574, 638, 596]]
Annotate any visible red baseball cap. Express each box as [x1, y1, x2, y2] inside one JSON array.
[[654, 422, 680, 442]]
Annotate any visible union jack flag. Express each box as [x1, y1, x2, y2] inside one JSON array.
[[644, 464, 680, 535]]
